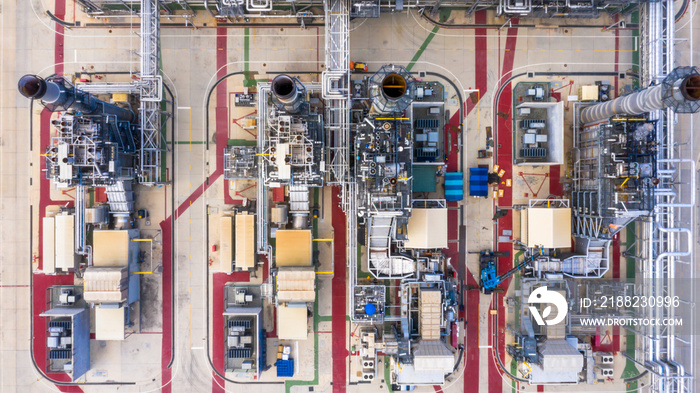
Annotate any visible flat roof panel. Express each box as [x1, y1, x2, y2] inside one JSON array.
[[95, 306, 125, 341], [43, 216, 56, 274], [405, 208, 448, 249], [93, 230, 130, 267], [275, 230, 312, 267], [55, 215, 75, 270], [277, 304, 308, 340], [527, 208, 572, 249], [218, 215, 234, 273], [235, 213, 255, 269]]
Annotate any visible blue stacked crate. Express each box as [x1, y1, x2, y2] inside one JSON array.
[[468, 168, 489, 197], [444, 172, 464, 201], [276, 359, 294, 377], [259, 329, 266, 375]]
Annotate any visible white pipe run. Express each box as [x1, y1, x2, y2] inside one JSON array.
[[580, 71, 700, 124], [581, 84, 666, 124]]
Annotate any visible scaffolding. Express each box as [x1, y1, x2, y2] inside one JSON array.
[[634, 1, 695, 392], [322, 0, 361, 321], [138, 0, 164, 185]]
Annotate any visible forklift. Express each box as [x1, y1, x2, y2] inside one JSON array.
[[479, 247, 543, 294]]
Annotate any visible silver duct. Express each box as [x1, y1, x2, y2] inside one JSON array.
[[580, 66, 700, 125], [18, 74, 135, 123]]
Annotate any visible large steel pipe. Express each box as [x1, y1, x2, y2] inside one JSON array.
[[368, 64, 414, 114], [381, 73, 408, 100], [271, 74, 306, 114], [580, 67, 700, 124], [18, 74, 135, 123]]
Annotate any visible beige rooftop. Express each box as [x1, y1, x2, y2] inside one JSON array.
[[276, 267, 316, 303], [526, 207, 572, 249], [276, 304, 308, 341], [95, 306, 126, 341], [404, 208, 448, 249], [93, 230, 131, 267], [275, 230, 312, 266]]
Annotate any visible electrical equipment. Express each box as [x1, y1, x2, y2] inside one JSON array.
[[256, 78, 325, 187], [572, 118, 659, 239], [234, 93, 256, 107], [355, 118, 412, 216], [353, 286, 385, 323]]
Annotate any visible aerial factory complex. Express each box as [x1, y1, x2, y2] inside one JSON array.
[[1, 0, 700, 392]]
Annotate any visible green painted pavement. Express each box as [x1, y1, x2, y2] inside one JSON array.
[[406, 9, 452, 72]]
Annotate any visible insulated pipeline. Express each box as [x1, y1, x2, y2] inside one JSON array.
[[580, 83, 665, 124], [580, 68, 700, 124], [18, 74, 136, 122]]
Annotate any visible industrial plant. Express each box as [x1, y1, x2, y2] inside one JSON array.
[[1, 0, 698, 392]]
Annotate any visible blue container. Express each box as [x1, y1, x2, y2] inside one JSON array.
[[276, 359, 294, 377], [365, 303, 376, 316], [445, 172, 464, 201], [468, 168, 489, 197]]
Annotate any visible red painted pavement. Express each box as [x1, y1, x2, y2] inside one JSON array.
[[467, 11, 488, 115], [54, 0, 65, 76], [549, 166, 563, 196], [331, 189, 348, 392], [159, 218, 173, 393], [614, 15, 620, 95], [489, 22, 519, 393], [464, 271, 480, 393], [31, 2, 83, 391], [460, 12, 492, 393]]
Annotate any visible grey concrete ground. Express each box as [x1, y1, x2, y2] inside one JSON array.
[[1, 1, 700, 393]]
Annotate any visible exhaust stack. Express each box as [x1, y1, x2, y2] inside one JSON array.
[[580, 67, 700, 124], [271, 74, 306, 114], [368, 65, 414, 114], [18, 75, 135, 123]]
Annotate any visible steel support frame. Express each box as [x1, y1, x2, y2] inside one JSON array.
[[322, 0, 361, 321], [636, 2, 694, 392], [139, 0, 164, 185]]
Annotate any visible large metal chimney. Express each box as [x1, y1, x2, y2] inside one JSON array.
[[18, 75, 135, 122], [368, 64, 415, 114], [271, 74, 306, 114], [580, 67, 700, 124]]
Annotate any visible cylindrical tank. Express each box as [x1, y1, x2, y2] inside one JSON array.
[[271, 74, 306, 114], [368, 65, 414, 114], [291, 213, 308, 229], [18, 74, 135, 123], [580, 66, 700, 124]]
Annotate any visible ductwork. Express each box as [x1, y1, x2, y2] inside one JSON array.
[[18, 74, 135, 122], [580, 66, 700, 125]]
